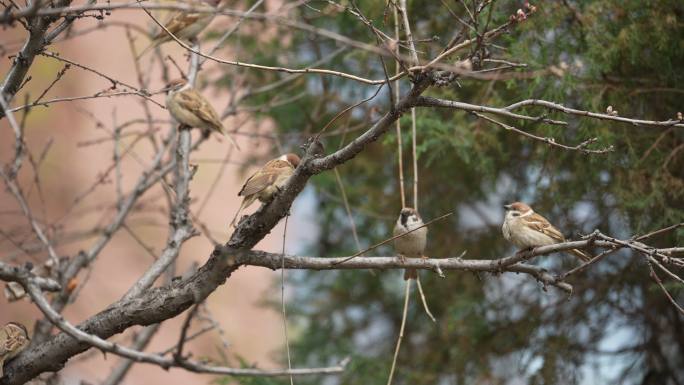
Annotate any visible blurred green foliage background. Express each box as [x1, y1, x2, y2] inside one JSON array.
[[214, 1, 683, 384]]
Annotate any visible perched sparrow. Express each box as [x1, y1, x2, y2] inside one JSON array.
[[393, 207, 428, 280], [229, 153, 301, 228], [0, 322, 30, 378], [502, 202, 590, 262], [165, 79, 238, 148], [137, 0, 220, 59]]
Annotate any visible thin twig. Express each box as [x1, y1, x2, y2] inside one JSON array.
[[197, 0, 265, 69], [175, 304, 201, 360], [280, 216, 294, 385], [314, 84, 384, 139], [647, 260, 684, 315], [333, 169, 362, 251], [138, 3, 403, 85], [415, 276, 436, 322], [393, 5, 405, 208], [635, 223, 684, 241], [387, 279, 411, 385], [472, 112, 613, 154], [505, 99, 684, 128]]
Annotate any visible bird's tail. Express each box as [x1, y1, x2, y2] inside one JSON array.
[[135, 42, 154, 60], [135, 38, 163, 60], [220, 128, 241, 151], [229, 201, 246, 229], [229, 196, 255, 229], [568, 248, 592, 263]]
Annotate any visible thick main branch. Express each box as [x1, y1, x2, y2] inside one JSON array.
[[1, 76, 431, 385]]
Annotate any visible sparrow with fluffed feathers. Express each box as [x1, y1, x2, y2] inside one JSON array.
[[229, 153, 301, 228], [502, 202, 590, 262], [393, 207, 428, 280], [0, 322, 30, 378], [137, 0, 221, 59], [165, 79, 239, 148]]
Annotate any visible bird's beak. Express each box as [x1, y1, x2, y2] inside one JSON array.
[[503, 204, 512, 210]]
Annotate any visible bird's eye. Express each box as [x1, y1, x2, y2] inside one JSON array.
[[512, 212, 520, 217]]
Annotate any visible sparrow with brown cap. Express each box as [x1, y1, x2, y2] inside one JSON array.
[[165, 79, 239, 148], [229, 153, 301, 228], [0, 322, 30, 378], [137, 0, 221, 59], [502, 202, 590, 262], [393, 207, 428, 280]]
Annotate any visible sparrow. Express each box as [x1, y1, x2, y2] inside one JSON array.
[[229, 153, 301, 228], [393, 207, 428, 280], [137, 0, 221, 59], [502, 202, 590, 262], [0, 322, 30, 378], [165, 79, 239, 148]]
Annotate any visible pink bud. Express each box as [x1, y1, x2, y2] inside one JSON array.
[[516, 9, 527, 21]]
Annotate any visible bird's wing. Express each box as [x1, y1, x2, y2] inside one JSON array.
[[522, 212, 565, 242], [153, 12, 203, 39], [5, 334, 24, 353], [238, 160, 292, 197], [175, 89, 223, 131], [173, 89, 202, 111], [392, 222, 403, 237], [0, 329, 25, 357]]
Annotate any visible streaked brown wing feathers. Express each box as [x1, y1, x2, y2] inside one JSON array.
[[523, 212, 565, 241], [239, 172, 277, 197], [174, 90, 201, 111], [5, 335, 24, 352], [238, 160, 292, 196], [155, 12, 201, 38], [175, 89, 222, 130]]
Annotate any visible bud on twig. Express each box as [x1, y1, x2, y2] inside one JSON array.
[[516, 9, 527, 22]]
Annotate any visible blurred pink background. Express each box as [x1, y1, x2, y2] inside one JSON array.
[[0, 1, 301, 384]]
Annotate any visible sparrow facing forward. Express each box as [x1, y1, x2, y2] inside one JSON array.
[[165, 79, 238, 148], [137, 0, 221, 59], [229, 153, 301, 228], [0, 322, 29, 378], [393, 207, 428, 280], [502, 202, 590, 262]]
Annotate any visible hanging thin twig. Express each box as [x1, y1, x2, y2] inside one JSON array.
[[415, 276, 436, 322], [387, 280, 411, 385], [393, 5, 406, 208], [334, 168, 363, 251], [281, 216, 295, 385]]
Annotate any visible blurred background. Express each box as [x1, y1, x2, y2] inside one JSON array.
[[1, 1, 683, 385]]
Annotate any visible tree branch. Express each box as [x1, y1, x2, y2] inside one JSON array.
[[505, 99, 684, 128], [415, 96, 683, 128], [0, 261, 61, 292], [1, 0, 74, 118]]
